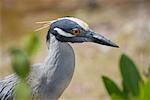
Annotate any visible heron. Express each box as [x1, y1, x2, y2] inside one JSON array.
[[0, 17, 119, 100]]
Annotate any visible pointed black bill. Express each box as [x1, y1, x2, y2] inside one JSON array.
[[86, 31, 119, 48]]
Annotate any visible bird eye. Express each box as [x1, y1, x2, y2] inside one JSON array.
[[71, 29, 80, 36]]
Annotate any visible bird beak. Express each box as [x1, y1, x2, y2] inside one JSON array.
[[85, 31, 119, 48]]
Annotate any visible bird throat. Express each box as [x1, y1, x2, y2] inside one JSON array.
[[37, 33, 75, 99]]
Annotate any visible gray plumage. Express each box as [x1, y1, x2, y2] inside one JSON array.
[[0, 74, 17, 100], [0, 34, 75, 100], [0, 17, 118, 100]]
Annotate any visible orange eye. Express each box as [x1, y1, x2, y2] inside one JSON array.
[[71, 29, 80, 36]]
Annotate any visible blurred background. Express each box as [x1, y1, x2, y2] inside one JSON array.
[[0, 0, 150, 99]]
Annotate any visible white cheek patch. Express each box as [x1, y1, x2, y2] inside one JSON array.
[[54, 28, 75, 37]]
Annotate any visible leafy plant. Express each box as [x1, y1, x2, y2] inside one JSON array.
[[102, 76, 124, 99], [137, 78, 150, 100], [10, 32, 40, 100], [120, 54, 142, 96], [10, 48, 30, 79], [102, 54, 149, 100]]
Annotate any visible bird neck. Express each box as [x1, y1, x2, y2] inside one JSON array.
[[45, 34, 66, 71], [42, 34, 75, 77], [47, 34, 62, 56], [34, 34, 75, 99]]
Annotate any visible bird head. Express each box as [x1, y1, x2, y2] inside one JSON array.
[[36, 17, 119, 48]]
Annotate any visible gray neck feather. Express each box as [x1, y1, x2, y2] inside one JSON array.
[[37, 34, 75, 99]]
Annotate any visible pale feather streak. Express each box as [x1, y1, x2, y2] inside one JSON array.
[[54, 28, 75, 37]]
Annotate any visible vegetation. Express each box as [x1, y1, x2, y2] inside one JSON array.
[[102, 54, 150, 100], [9, 32, 40, 100]]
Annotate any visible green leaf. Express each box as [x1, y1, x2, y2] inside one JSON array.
[[120, 54, 142, 96], [10, 48, 30, 78], [111, 94, 125, 100], [122, 81, 130, 98], [137, 78, 150, 100], [14, 80, 32, 100], [23, 32, 40, 56], [102, 76, 124, 98]]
